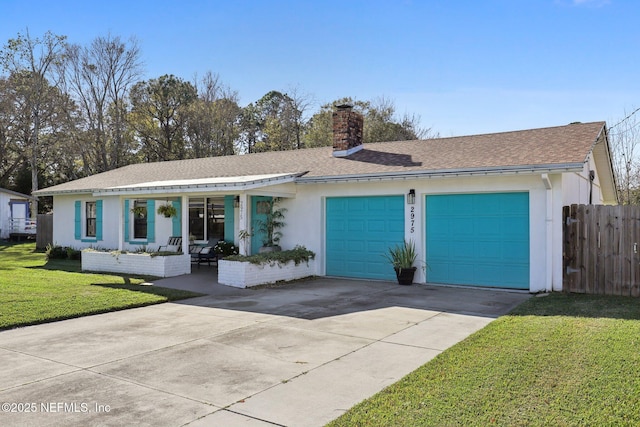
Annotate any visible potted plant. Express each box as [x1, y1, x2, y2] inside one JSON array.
[[384, 240, 418, 285], [255, 198, 287, 253], [157, 203, 177, 218]]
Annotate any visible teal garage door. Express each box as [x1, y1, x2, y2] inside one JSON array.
[[426, 192, 529, 289], [326, 196, 404, 280]]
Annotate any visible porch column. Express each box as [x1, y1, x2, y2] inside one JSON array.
[[542, 174, 553, 293], [181, 195, 189, 254], [118, 197, 124, 251], [238, 193, 249, 255]]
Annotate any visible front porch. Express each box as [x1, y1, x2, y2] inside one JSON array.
[[80, 173, 303, 282], [100, 173, 299, 257]]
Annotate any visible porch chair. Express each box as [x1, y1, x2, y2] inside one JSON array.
[[193, 238, 220, 268], [158, 236, 182, 252]]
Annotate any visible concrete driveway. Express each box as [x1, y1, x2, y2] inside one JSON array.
[[0, 276, 530, 427]]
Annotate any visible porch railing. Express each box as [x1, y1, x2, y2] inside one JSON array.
[[6, 218, 38, 234]]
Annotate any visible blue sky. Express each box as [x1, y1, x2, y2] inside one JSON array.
[[1, 0, 638, 136]]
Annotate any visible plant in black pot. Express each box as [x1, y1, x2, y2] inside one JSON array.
[[256, 198, 287, 253], [157, 203, 177, 218], [384, 240, 418, 285]]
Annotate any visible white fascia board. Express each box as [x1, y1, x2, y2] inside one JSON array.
[[297, 163, 585, 184], [91, 173, 300, 197], [32, 189, 96, 197], [1, 188, 38, 200]]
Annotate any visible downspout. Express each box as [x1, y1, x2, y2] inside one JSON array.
[[589, 170, 595, 204], [542, 174, 553, 292]]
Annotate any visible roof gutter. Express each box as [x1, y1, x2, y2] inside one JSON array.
[[297, 163, 585, 184]]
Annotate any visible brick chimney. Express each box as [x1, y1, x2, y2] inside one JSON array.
[[332, 104, 364, 157]]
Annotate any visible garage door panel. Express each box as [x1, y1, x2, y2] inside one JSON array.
[[454, 217, 474, 235], [388, 219, 405, 233], [426, 192, 529, 289], [475, 241, 502, 260], [326, 196, 404, 280], [476, 217, 501, 233], [503, 242, 529, 261], [367, 220, 387, 232], [449, 243, 475, 259]]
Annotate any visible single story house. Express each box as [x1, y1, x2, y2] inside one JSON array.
[[34, 106, 617, 292], [0, 188, 37, 240]]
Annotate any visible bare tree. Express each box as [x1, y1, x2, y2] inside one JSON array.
[[610, 108, 640, 204], [0, 29, 67, 215], [285, 86, 315, 149], [58, 34, 143, 173]]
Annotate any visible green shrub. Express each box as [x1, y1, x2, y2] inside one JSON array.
[[225, 245, 315, 266], [213, 240, 239, 257], [46, 244, 69, 260], [66, 247, 82, 260], [46, 244, 81, 260]]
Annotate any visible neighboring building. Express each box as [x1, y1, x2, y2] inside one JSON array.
[[0, 188, 37, 240], [34, 106, 617, 292]]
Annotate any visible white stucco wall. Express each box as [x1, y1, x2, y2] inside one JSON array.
[[51, 167, 604, 292], [562, 156, 603, 206], [52, 195, 176, 251], [275, 173, 558, 293], [0, 192, 10, 239]]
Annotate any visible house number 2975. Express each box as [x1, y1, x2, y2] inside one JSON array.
[[410, 206, 415, 233]]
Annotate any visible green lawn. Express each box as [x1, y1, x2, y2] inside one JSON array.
[[0, 242, 202, 330], [328, 294, 640, 427]]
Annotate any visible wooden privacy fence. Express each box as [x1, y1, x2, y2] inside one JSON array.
[[563, 204, 640, 296], [36, 214, 53, 250]]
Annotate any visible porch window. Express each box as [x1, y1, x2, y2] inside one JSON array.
[[86, 202, 97, 237], [189, 197, 225, 241], [133, 200, 147, 239]]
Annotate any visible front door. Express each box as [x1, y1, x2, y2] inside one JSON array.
[[250, 196, 272, 255]]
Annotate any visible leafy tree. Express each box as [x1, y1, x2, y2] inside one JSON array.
[[184, 72, 241, 157], [0, 77, 24, 187], [239, 90, 309, 153], [129, 74, 197, 161], [238, 102, 261, 154], [0, 29, 67, 214], [303, 96, 434, 147]]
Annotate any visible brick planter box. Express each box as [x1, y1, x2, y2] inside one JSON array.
[[218, 259, 316, 288], [81, 250, 191, 278]]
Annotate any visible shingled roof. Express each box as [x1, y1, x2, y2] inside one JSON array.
[[35, 121, 610, 196]]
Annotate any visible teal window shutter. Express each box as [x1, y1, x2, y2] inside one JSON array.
[[172, 200, 181, 237], [95, 200, 103, 241], [74, 201, 81, 240], [224, 195, 235, 242], [147, 199, 155, 243], [124, 199, 130, 242]]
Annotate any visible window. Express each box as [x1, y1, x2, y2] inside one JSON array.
[[189, 197, 225, 241], [86, 202, 97, 237], [133, 200, 147, 239]]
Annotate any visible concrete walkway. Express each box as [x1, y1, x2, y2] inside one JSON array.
[[0, 275, 530, 427]]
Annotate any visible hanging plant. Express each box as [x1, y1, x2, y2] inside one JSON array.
[[130, 206, 146, 217], [157, 203, 177, 218]]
